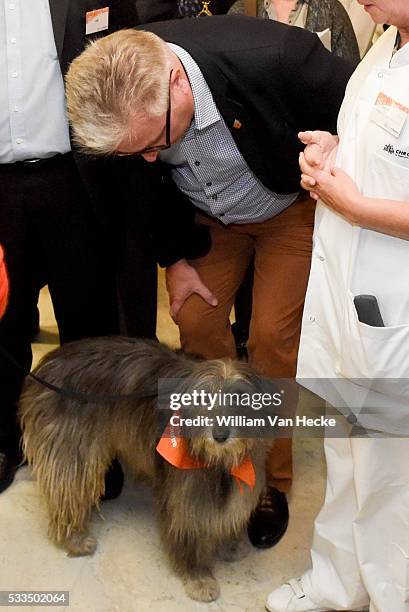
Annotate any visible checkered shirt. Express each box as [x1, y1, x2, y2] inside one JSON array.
[[158, 43, 299, 225]]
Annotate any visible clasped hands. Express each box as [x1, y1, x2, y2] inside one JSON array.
[[298, 130, 363, 220], [166, 131, 364, 322]]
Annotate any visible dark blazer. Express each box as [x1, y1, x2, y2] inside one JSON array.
[[135, 16, 354, 266]]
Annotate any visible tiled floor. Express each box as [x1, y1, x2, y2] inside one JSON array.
[[0, 273, 327, 612]]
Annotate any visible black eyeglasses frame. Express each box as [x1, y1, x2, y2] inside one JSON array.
[[123, 69, 173, 157]]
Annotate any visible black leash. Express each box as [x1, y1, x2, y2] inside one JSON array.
[[0, 346, 159, 405]]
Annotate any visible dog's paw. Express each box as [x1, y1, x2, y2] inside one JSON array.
[[183, 575, 220, 602], [66, 534, 97, 557], [219, 537, 251, 562]]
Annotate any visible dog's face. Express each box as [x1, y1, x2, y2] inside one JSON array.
[[171, 359, 272, 471], [188, 431, 254, 471]]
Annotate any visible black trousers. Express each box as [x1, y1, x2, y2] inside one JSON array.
[[0, 153, 122, 454]]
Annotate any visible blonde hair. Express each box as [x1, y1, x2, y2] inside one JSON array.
[[65, 29, 170, 155]]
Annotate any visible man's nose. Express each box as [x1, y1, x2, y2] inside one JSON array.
[[142, 151, 159, 163]]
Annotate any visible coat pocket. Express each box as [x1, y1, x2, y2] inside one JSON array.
[[366, 152, 409, 201], [338, 292, 409, 400]]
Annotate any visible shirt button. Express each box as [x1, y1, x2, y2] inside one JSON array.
[[10, 37, 17, 44], [194, 160, 200, 166], [206, 181, 212, 187], [378, 72, 383, 78], [9, 3, 15, 9], [212, 194, 218, 200], [13, 105, 19, 112], [11, 71, 18, 78], [309, 315, 315, 322], [15, 138, 23, 144]]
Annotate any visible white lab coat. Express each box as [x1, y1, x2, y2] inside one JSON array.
[[298, 25, 409, 434], [296, 28, 409, 612]]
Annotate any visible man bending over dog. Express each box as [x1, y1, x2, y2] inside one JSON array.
[[65, 15, 353, 549]]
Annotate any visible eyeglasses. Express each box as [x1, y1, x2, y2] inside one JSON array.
[[120, 70, 173, 157]]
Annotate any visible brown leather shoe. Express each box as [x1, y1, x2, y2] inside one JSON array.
[[247, 485, 289, 549]]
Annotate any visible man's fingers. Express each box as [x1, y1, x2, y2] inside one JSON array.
[[195, 284, 218, 307], [169, 288, 193, 322], [169, 284, 217, 323], [169, 300, 182, 323], [169, 297, 185, 323]]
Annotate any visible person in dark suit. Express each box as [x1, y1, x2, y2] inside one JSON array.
[[65, 15, 353, 547], [0, 0, 157, 494]]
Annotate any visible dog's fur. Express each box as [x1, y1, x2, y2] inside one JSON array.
[[19, 337, 270, 602]]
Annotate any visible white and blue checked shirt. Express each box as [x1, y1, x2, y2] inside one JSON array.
[[159, 43, 299, 225]]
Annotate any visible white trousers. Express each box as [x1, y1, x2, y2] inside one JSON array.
[[301, 423, 409, 612]]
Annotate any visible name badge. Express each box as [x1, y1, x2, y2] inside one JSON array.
[[370, 92, 408, 138], [85, 7, 109, 35]]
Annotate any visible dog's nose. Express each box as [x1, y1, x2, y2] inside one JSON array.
[[212, 427, 230, 444]]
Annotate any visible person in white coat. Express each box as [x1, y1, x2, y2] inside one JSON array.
[[266, 1, 409, 611]]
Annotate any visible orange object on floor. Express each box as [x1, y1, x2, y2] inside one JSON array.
[[0, 245, 9, 319]]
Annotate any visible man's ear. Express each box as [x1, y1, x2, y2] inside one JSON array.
[[172, 67, 190, 95]]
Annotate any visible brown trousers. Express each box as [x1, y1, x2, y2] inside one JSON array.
[[177, 194, 316, 491]]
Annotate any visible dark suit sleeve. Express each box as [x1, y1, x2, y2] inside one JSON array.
[[145, 166, 211, 268], [278, 25, 354, 134], [75, 151, 209, 268]]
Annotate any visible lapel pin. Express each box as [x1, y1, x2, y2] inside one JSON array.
[[233, 119, 242, 130]]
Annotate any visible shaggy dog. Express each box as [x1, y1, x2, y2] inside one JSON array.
[[19, 337, 271, 602]]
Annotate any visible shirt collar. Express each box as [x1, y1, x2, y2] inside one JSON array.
[[167, 42, 220, 130], [390, 31, 409, 68]]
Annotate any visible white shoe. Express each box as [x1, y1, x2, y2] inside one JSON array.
[[266, 578, 330, 612]]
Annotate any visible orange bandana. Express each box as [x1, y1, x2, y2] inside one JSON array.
[[156, 425, 256, 494], [0, 246, 9, 319]]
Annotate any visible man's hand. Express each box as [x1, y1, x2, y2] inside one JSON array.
[[166, 259, 218, 322]]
